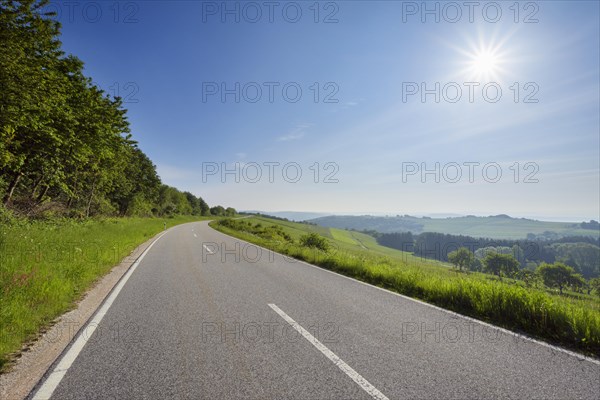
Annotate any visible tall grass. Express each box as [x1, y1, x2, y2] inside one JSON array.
[[212, 219, 600, 356], [0, 216, 202, 371]]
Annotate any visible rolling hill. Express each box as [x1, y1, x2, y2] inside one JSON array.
[[308, 214, 599, 240]]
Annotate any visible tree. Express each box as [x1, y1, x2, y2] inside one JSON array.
[[210, 205, 226, 216], [0, 0, 221, 219], [447, 247, 474, 271], [157, 185, 193, 216], [517, 269, 539, 288], [469, 257, 483, 272], [198, 196, 210, 216], [551, 242, 600, 279], [300, 233, 329, 251], [567, 273, 586, 293], [589, 277, 600, 297], [1, 0, 65, 205], [536, 262, 579, 295], [483, 253, 520, 277]]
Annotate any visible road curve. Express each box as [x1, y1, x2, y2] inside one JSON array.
[[30, 221, 600, 399]]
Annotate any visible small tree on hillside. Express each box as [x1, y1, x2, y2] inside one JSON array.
[[536, 262, 579, 295], [571, 273, 586, 293], [483, 253, 520, 277], [300, 233, 330, 251], [588, 277, 600, 297], [448, 247, 474, 272]]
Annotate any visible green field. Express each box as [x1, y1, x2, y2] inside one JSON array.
[[247, 217, 451, 269], [420, 216, 597, 239], [0, 216, 206, 371], [212, 216, 600, 356], [310, 215, 599, 239]]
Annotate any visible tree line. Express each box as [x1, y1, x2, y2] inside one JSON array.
[[373, 231, 600, 280], [0, 0, 231, 219], [446, 247, 600, 296]]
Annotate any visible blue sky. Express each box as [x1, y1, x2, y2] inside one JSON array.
[[50, 1, 599, 221]]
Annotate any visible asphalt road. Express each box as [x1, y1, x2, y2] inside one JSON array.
[[30, 221, 600, 399]]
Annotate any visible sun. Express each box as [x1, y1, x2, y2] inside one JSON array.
[[471, 51, 499, 76], [463, 44, 506, 82]]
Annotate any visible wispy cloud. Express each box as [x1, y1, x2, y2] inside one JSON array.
[[277, 132, 305, 141], [276, 123, 313, 142], [329, 99, 362, 113]]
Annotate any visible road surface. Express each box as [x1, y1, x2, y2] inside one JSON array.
[[30, 221, 600, 399]]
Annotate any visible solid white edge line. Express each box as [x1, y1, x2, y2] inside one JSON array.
[[31, 229, 170, 400], [208, 223, 600, 366], [268, 303, 389, 400]]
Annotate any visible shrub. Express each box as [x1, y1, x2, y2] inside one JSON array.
[[300, 233, 330, 251]]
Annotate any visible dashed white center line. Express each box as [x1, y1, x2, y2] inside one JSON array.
[[193, 233, 198, 238], [268, 303, 389, 400], [202, 244, 214, 254]]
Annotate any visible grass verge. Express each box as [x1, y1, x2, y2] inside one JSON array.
[[0, 216, 204, 372]]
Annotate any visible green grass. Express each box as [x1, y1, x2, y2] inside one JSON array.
[[330, 228, 359, 245], [212, 217, 600, 356], [312, 215, 598, 239], [249, 217, 449, 269], [0, 215, 205, 371], [420, 216, 595, 239]]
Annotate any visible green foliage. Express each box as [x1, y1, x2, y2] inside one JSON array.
[[300, 233, 330, 251], [537, 262, 582, 295], [447, 247, 474, 271], [0, 0, 216, 219], [590, 278, 600, 297], [551, 242, 600, 279], [377, 229, 599, 280], [483, 253, 520, 277], [217, 219, 292, 243], [183, 192, 210, 216]]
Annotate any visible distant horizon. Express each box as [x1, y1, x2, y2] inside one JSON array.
[[242, 210, 599, 223]]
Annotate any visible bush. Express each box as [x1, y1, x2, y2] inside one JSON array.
[[0, 204, 17, 224], [300, 233, 330, 251]]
